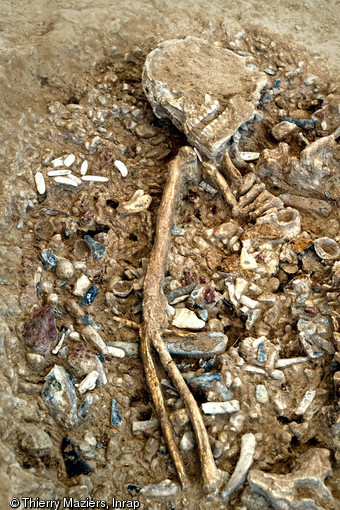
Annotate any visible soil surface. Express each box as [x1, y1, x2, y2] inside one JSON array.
[[1, 2, 339, 510]]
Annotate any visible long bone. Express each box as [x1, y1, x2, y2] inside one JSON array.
[[139, 146, 223, 492]]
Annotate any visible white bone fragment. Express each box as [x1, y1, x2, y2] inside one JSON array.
[[295, 390, 316, 416], [240, 151, 260, 161], [52, 157, 63, 167], [221, 433, 256, 499], [275, 357, 308, 368], [76, 370, 99, 394], [80, 160, 88, 176], [240, 246, 258, 270], [81, 326, 109, 354], [54, 176, 78, 187], [67, 174, 82, 185], [244, 365, 266, 375], [201, 401, 240, 414], [35, 172, 46, 194], [69, 331, 80, 341], [64, 154, 76, 167], [235, 278, 248, 301], [114, 160, 128, 177], [52, 329, 67, 355], [73, 274, 91, 297], [81, 175, 109, 182], [106, 346, 126, 358], [240, 295, 259, 309], [47, 169, 71, 177]]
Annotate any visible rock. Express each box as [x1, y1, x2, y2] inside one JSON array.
[[255, 385, 268, 404], [187, 372, 222, 390], [111, 399, 122, 426], [73, 274, 91, 297], [180, 431, 195, 451], [201, 401, 240, 414], [135, 124, 156, 138], [248, 448, 334, 510], [166, 283, 196, 304], [83, 285, 99, 305], [81, 326, 108, 354], [271, 121, 298, 141], [61, 436, 92, 477], [41, 365, 78, 428], [26, 352, 46, 372], [142, 37, 267, 160], [84, 235, 106, 260], [172, 308, 205, 330], [78, 395, 93, 420], [23, 305, 58, 356], [280, 194, 333, 217], [67, 344, 100, 377], [132, 419, 159, 434], [76, 371, 99, 395], [19, 424, 53, 457], [140, 481, 179, 497], [165, 331, 228, 358], [107, 341, 139, 356], [169, 408, 190, 433], [40, 248, 58, 271], [56, 258, 75, 280]]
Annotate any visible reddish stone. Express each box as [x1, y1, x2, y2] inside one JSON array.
[[23, 306, 58, 356]]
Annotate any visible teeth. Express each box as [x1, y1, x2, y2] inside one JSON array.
[[52, 157, 64, 167], [64, 154, 76, 167], [114, 160, 128, 177], [80, 160, 88, 176], [54, 176, 79, 187], [81, 175, 109, 182], [35, 172, 46, 194], [47, 169, 71, 176]]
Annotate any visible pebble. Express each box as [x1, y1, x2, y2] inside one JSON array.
[[19, 424, 53, 457], [81, 326, 108, 355], [135, 124, 157, 138], [76, 370, 99, 394], [61, 436, 92, 477], [56, 258, 75, 280], [171, 225, 184, 236], [78, 394, 93, 419], [165, 331, 228, 358], [35, 172, 46, 194], [180, 431, 195, 451], [42, 365, 79, 428], [295, 389, 316, 416], [166, 283, 196, 304], [281, 116, 315, 129], [23, 305, 58, 356], [64, 154, 76, 167], [140, 482, 179, 497], [114, 160, 128, 177], [106, 346, 125, 358], [255, 384, 268, 404], [41, 248, 58, 271], [239, 152, 260, 161], [81, 175, 109, 182], [264, 67, 276, 75], [80, 160, 88, 176], [201, 401, 240, 414], [84, 235, 106, 260], [215, 382, 234, 401], [132, 419, 159, 434], [73, 274, 91, 297], [26, 352, 46, 371], [271, 121, 298, 140], [172, 308, 205, 330], [187, 372, 222, 389], [107, 341, 139, 356], [111, 398, 122, 426], [197, 309, 208, 321], [83, 285, 99, 305]]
